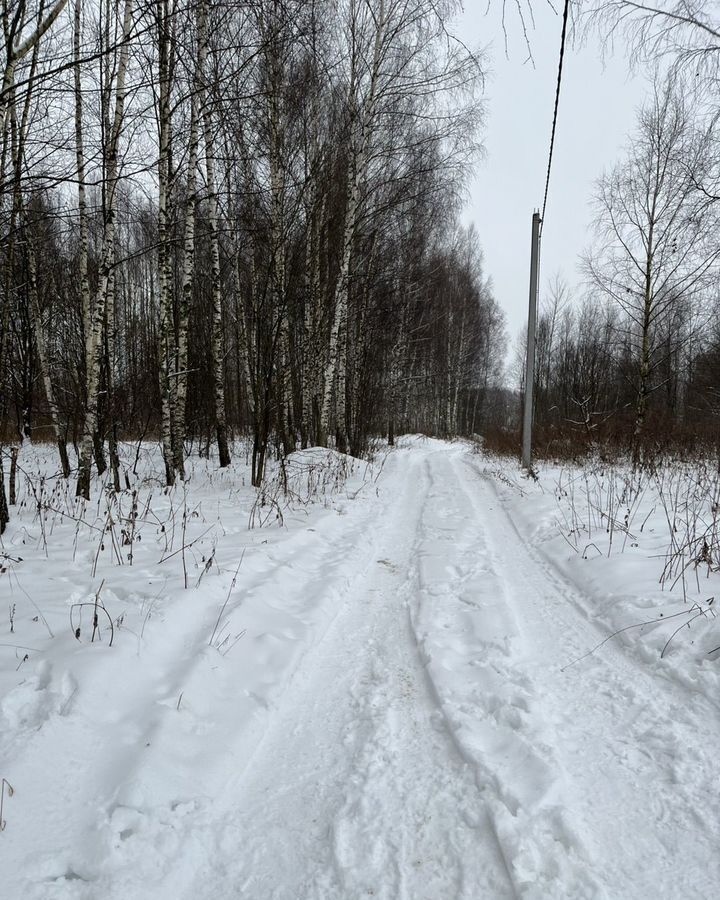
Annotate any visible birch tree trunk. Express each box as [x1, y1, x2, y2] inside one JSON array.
[[76, 0, 133, 500], [445, 306, 453, 436], [632, 204, 657, 468], [173, 0, 206, 480], [219, 114, 254, 431], [6, 17, 41, 444], [0, 455, 8, 535], [4, 18, 70, 473], [271, 88, 294, 456], [157, 0, 176, 486], [318, 170, 355, 448], [234, 256, 255, 421], [74, 0, 91, 367], [24, 222, 71, 477], [202, 82, 231, 467], [451, 308, 466, 436], [302, 194, 323, 447], [105, 266, 121, 492], [319, 0, 386, 450], [387, 297, 406, 447]]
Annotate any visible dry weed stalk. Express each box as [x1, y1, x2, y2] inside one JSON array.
[[0, 778, 14, 831]]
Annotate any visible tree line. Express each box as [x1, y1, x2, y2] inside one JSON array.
[[0, 0, 507, 531], [500, 2, 720, 465]]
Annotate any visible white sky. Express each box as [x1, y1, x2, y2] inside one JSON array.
[[455, 4, 650, 357]]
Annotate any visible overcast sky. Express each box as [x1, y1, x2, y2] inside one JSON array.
[[454, 4, 650, 365]]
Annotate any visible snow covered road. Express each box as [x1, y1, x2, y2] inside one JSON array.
[[173, 450, 513, 900], [3, 440, 720, 898]]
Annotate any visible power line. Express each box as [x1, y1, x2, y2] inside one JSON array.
[[540, 0, 571, 237]]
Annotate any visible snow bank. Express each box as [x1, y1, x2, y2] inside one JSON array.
[[0, 440, 389, 897], [487, 455, 720, 698]]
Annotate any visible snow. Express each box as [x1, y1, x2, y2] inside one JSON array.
[[1, 438, 719, 898]]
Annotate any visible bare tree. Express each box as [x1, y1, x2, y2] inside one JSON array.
[[0, 0, 505, 521], [587, 1, 720, 73], [585, 75, 720, 458], [76, 0, 134, 499]]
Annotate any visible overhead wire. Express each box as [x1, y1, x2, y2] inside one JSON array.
[[539, 0, 571, 237]]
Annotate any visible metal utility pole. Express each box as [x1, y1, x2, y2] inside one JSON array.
[[522, 211, 541, 470]]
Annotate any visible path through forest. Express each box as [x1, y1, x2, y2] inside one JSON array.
[[4, 441, 719, 899]]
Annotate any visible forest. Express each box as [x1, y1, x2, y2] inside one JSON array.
[[485, 1, 720, 464], [521, 75, 720, 462], [0, 0, 506, 531], [2, 0, 720, 507], [3, 3, 720, 897]]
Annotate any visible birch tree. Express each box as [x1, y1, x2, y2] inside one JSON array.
[[76, 0, 133, 499], [156, 0, 176, 486], [200, 4, 230, 468], [173, 0, 207, 480], [24, 216, 71, 476], [585, 77, 720, 458], [0, 0, 73, 518], [319, 0, 481, 451], [318, 0, 387, 450], [0, 0, 505, 500]]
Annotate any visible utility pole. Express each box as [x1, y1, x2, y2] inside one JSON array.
[[522, 211, 541, 470]]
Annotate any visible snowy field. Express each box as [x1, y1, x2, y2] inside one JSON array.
[[1, 437, 719, 899]]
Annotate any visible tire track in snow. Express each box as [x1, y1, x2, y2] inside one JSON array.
[[18, 441, 717, 899], [408, 446, 604, 899], [454, 450, 720, 899], [7, 451, 413, 899], [160, 447, 515, 900]]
